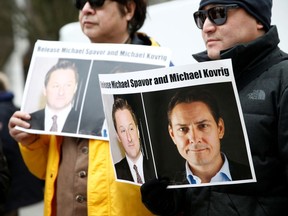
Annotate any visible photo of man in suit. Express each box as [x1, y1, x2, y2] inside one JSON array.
[[28, 59, 79, 133], [112, 97, 155, 184], [167, 88, 252, 185]]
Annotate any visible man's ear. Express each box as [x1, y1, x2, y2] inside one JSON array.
[[218, 118, 225, 139], [43, 87, 47, 97], [74, 84, 78, 94], [116, 132, 121, 143], [168, 125, 176, 145], [256, 20, 265, 32], [137, 125, 140, 139], [125, 0, 136, 22]]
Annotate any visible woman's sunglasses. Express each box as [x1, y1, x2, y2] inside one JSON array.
[[193, 4, 239, 29], [75, 0, 106, 10]]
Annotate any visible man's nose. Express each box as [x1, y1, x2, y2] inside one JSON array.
[[126, 131, 132, 142], [58, 86, 64, 95], [187, 128, 199, 144], [82, 2, 95, 13], [202, 18, 217, 33]]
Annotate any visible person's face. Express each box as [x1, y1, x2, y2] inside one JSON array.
[[44, 69, 78, 112], [168, 101, 224, 169], [115, 109, 141, 161], [201, 5, 265, 59], [79, 1, 135, 43]]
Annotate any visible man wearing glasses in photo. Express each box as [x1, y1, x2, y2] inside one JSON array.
[[141, 0, 288, 215], [8, 0, 161, 215]]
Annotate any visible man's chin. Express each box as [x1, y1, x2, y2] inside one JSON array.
[[207, 51, 221, 60]]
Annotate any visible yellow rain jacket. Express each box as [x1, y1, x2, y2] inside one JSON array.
[[19, 135, 154, 216]]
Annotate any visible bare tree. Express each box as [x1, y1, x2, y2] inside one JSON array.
[[13, 0, 79, 77], [1, 0, 172, 75], [0, 1, 15, 69]]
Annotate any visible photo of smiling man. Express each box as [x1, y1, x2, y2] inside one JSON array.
[[167, 88, 252, 184], [112, 97, 156, 184]]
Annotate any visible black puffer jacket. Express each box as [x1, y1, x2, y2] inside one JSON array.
[[184, 25, 288, 216], [141, 26, 288, 216]]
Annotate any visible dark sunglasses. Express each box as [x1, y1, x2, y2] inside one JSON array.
[[75, 0, 106, 10], [193, 4, 239, 29]]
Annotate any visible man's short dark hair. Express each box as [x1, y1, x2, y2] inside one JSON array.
[[167, 88, 221, 126], [112, 97, 138, 132], [44, 59, 79, 87]]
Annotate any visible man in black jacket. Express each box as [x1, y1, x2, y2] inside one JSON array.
[[141, 0, 288, 215]]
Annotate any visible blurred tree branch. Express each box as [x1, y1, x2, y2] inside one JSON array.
[[21, 0, 79, 42], [0, 0, 171, 75], [0, 0, 79, 70], [0, 1, 15, 69], [14, 0, 79, 77]]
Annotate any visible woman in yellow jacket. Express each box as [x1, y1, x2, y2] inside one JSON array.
[[8, 0, 160, 215]]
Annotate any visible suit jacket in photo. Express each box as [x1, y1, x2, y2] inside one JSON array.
[[28, 108, 80, 134], [115, 156, 156, 183]]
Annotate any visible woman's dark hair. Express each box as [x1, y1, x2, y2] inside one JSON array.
[[115, 0, 147, 34]]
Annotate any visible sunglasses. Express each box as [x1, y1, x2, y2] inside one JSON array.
[[193, 4, 239, 29], [75, 0, 106, 10]]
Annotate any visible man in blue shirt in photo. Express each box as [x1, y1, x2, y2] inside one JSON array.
[[167, 89, 251, 185]]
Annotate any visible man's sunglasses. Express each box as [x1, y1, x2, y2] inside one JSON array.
[[75, 0, 106, 10], [193, 4, 239, 29]]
